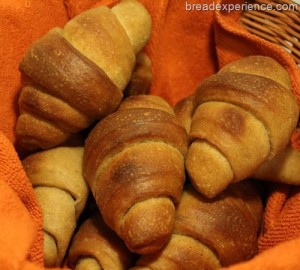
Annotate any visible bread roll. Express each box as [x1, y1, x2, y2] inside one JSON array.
[[132, 181, 263, 269], [186, 56, 299, 198], [68, 212, 135, 270], [22, 147, 89, 267], [83, 95, 189, 254], [16, 0, 151, 151]]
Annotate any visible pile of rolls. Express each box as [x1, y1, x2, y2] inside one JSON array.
[[17, 0, 300, 269]]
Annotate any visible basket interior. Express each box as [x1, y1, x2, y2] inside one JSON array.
[[240, 0, 300, 66]]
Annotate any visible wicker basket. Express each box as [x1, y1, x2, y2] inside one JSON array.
[[240, 0, 300, 66]]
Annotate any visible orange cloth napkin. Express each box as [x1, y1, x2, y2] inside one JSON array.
[[0, 0, 300, 269]]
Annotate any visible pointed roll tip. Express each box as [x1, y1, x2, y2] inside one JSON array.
[[186, 140, 233, 198], [74, 257, 103, 270], [112, 0, 152, 54], [120, 197, 175, 254]]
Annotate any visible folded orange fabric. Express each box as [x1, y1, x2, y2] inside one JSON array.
[[224, 237, 300, 270], [0, 1, 69, 268], [0, 131, 42, 268], [0, 0, 300, 269]]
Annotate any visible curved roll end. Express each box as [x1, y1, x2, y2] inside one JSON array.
[[16, 113, 71, 151], [112, 0, 152, 54], [75, 258, 102, 270], [121, 197, 175, 254], [186, 140, 233, 198], [253, 145, 300, 185], [44, 232, 58, 268]]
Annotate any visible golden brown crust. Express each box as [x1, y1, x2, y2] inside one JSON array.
[[73, 258, 102, 270], [120, 198, 175, 254], [173, 95, 196, 135], [132, 182, 263, 269], [174, 185, 260, 266], [228, 181, 263, 231], [22, 147, 89, 267], [94, 142, 185, 224], [16, 113, 71, 151], [186, 140, 234, 198], [186, 56, 299, 198], [17, 27, 122, 151], [84, 99, 187, 188], [254, 145, 300, 185], [130, 267, 151, 270], [83, 95, 188, 254], [187, 101, 270, 198], [118, 94, 172, 114], [68, 213, 135, 270], [133, 234, 221, 270], [218, 55, 292, 90], [18, 85, 93, 133], [35, 187, 76, 267], [63, 6, 135, 90], [16, 0, 152, 151], [124, 53, 152, 97], [112, 0, 152, 54], [19, 28, 122, 119], [195, 72, 298, 158]]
